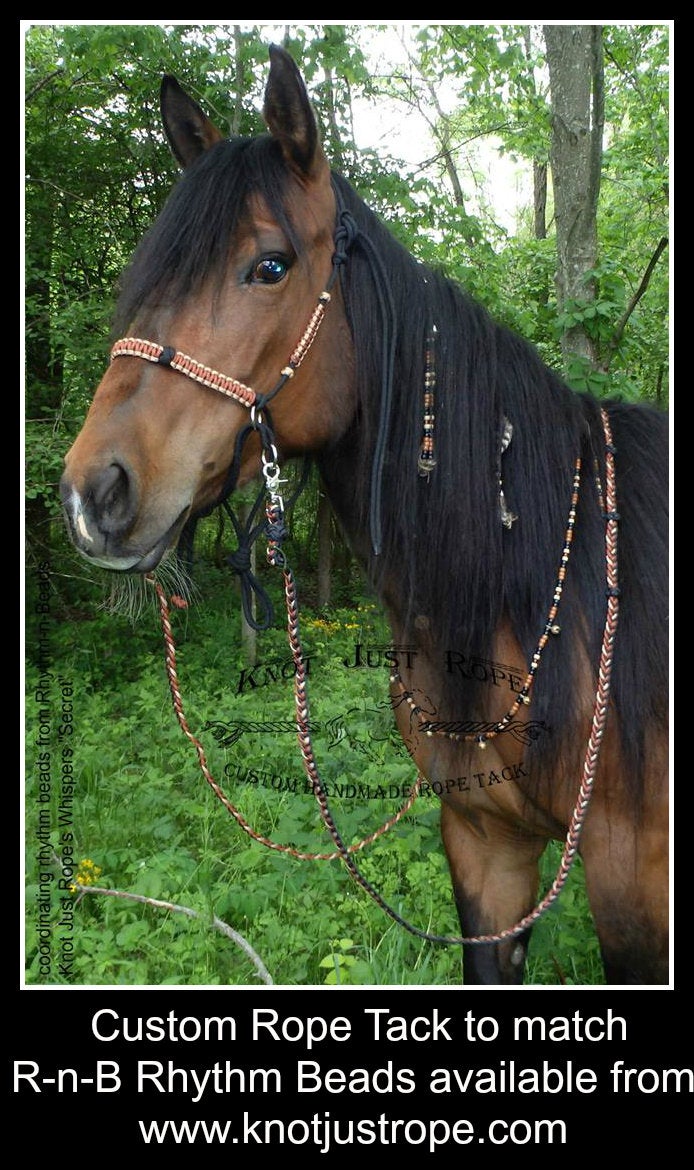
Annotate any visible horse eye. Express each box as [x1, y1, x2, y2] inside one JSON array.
[[252, 256, 289, 284]]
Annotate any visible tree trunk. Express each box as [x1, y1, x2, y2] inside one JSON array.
[[321, 61, 345, 172], [230, 26, 244, 136], [238, 500, 257, 666], [422, 79, 476, 245], [533, 160, 548, 241], [544, 25, 604, 369], [317, 490, 332, 608], [522, 28, 548, 242]]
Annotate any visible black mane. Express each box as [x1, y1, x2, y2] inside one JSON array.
[[326, 173, 668, 805]]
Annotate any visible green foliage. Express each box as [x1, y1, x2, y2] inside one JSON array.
[[371, 23, 669, 398], [25, 567, 603, 986], [318, 938, 359, 985]]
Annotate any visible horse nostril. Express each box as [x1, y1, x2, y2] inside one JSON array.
[[93, 462, 136, 534]]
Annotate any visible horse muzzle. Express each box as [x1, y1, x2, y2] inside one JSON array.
[[59, 460, 190, 573]]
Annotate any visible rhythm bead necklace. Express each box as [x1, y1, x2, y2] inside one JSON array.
[[392, 457, 582, 748]]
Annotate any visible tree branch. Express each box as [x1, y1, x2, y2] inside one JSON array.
[[74, 884, 274, 984], [602, 236, 668, 369], [25, 68, 65, 103]]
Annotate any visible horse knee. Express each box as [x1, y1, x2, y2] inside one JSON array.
[[463, 934, 530, 985]]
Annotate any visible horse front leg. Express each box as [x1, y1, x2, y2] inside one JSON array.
[[580, 816, 669, 985], [440, 801, 548, 985]]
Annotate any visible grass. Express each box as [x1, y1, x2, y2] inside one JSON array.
[[25, 557, 604, 987]]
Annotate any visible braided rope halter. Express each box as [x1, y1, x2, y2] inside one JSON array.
[[113, 212, 620, 948]]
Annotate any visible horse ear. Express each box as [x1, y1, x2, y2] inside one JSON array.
[[160, 75, 224, 168], [263, 45, 326, 178]]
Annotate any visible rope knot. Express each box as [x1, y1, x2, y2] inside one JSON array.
[[156, 346, 176, 367], [333, 210, 359, 266], [226, 546, 252, 574], [265, 518, 288, 545]]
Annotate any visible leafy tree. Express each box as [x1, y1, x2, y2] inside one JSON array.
[[367, 23, 669, 400]]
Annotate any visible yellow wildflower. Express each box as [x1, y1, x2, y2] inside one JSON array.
[[70, 858, 103, 893]]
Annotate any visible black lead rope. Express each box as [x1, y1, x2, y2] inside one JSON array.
[[224, 454, 312, 632], [356, 232, 396, 558], [223, 490, 276, 632], [176, 414, 311, 631]]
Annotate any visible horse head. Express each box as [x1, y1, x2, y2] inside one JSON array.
[[60, 46, 354, 573]]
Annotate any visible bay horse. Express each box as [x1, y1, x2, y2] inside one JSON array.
[[59, 45, 669, 985]]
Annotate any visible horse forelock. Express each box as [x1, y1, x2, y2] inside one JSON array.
[[114, 134, 307, 336]]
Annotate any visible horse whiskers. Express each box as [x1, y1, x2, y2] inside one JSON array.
[[99, 555, 198, 623]]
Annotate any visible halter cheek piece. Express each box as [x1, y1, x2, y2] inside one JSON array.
[[110, 281, 333, 419]]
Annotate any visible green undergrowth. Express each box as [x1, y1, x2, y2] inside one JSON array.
[[25, 563, 603, 987]]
